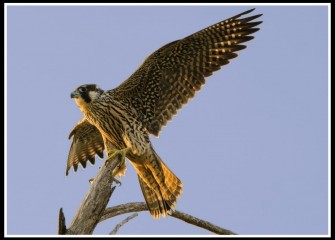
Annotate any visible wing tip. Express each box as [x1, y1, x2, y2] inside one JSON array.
[[243, 8, 256, 15], [97, 151, 104, 159], [68, 130, 75, 140], [234, 8, 262, 20]]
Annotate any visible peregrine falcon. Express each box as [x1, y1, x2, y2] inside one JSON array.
[[67, 8, 262, 219]]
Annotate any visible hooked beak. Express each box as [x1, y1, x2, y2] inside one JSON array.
[[70, 91, 80, 98]]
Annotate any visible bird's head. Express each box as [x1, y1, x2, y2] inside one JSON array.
[[70, 84, 104, 109]]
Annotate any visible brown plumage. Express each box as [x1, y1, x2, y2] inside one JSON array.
[[67, 118, 104, 175], [67, 8, 262, 219]]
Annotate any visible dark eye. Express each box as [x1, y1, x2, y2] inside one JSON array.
[[78, 87, 87, 93]]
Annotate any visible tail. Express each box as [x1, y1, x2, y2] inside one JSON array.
[[129, 150, 183, 219]]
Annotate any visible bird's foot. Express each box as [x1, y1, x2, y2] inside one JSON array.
[[89, 177, 122, 186], [106, 148, 130, 162], [106, 147, 130, 182], [112, 177, 122, 186]]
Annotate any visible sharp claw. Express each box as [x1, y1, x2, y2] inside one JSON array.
[[106, 148, 130, 162], [90, 151, 126, 186], [105, 148, 129, 182], [113, 177, 122, 186]]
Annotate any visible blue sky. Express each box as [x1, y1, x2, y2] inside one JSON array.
[[6, 4, 329, 236]]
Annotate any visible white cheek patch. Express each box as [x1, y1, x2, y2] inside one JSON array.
[[89, 91, 99, 101]]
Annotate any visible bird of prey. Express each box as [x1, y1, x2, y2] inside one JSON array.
[[67, 8, 262, 219]]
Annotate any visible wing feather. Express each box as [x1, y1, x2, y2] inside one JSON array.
[[113, 8, 262, 136], [66, 118, 104, 175]]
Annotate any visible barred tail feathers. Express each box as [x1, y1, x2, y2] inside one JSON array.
[[130, 151, 182, 219]]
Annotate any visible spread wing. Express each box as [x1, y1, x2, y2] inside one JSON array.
[[66, 118, 104, 175], [113, 8, 262, 136]]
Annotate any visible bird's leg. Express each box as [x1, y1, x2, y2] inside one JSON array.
[[106, 147, 130, 185], [88, 147, 129, 185], [89, 176, 121, 185], [106, 147, 130, 164]]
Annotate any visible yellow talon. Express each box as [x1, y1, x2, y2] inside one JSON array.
[[106, 147, 130, 163], [89, 177, 122, 186], [112, 177, 122, 186], [89, 149, 129, 186], [106, 147, 130, 181]]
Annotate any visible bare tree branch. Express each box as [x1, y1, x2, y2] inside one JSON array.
[[109, 213, 139, 235], [99, 202, 148, 222], [63, 155, 122, 235], [58, 208, 67, 235], [59, 155, 236, 235], [172, 209, 236, 235], [100, 202, 236, 235]]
